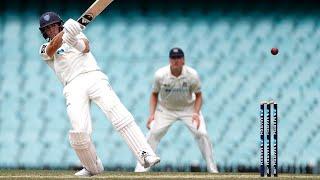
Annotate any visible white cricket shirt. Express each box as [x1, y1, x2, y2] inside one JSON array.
[[153, 65, 201, 111], [39, 32, 100, 85]]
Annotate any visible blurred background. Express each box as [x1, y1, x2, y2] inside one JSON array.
[[1, 0, 320, 174]]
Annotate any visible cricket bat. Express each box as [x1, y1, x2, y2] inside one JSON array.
[[77, 0, 114, 27]]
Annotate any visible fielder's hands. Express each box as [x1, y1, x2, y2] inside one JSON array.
[[192, 113, 200, 129], [146, 114, 155, 130], [63, 19, 82, 36], [62, 33, 77, 47]]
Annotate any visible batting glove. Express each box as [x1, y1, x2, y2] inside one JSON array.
[[62, 32, 86, 52], [63, 19, 82, 36]]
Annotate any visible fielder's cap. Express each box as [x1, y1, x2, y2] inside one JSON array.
[[169, 47, 184, 58]]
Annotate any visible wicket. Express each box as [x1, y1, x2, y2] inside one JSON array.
[[260, 101, 278, 177]]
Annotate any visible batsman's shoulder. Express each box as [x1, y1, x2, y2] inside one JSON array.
[[155, 65, 169, 77], [185, 66, 199, 76]]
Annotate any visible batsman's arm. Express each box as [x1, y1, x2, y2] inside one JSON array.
[[76, 33, 90, 53], [46, 32, 90, 57], [81, 38, 90, 53], [147, 92, 158, 129], [46, 31, 64, 57], [150, 92, 158, 115]]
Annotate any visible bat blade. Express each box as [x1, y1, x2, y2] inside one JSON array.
[[77, 0, 114, 26]]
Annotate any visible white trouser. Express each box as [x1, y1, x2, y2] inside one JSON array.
[[63, 71, 156, 167], [135, 103, 217, 172], [63, 71, 132, 133]]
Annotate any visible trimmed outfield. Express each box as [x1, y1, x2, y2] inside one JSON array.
[[0, 170, 320, 179]]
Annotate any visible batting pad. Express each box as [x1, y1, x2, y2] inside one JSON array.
[[69, 131, 104, 175], [119, 121, 156, 166], [107, 102, 134, 131]]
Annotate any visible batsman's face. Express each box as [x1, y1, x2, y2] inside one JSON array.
[[43, 23, 60, 39], [170, 57, 184, 69]]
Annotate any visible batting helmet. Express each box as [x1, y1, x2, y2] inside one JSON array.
[[39, 12, 63, 40]]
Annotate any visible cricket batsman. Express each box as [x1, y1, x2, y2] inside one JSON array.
[[38, 12, 160, 177], [135, 48, 218, 173]]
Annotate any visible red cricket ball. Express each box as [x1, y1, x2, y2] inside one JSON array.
[[271, 48, 279, 55]]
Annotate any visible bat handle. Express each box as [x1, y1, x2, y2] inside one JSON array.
[[77, 14, 94, 27]]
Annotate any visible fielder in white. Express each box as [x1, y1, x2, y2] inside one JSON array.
[[135, 48, 218, 173], [38, 12, 160, 177]]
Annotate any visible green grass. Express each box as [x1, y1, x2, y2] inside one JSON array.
[[0, 170, 320, 179]]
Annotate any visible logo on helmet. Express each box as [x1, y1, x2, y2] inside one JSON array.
[[44, 14, 50, 21]]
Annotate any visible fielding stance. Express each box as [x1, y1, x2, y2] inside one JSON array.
[[38, 12, 160, 177], [135, 48, 218, 173]]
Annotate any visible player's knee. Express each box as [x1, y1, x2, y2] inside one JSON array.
[[69, 124, 91, 134], [114, 114, 134, 131], [110, 104, 134, 131], [68, 130, 91, 149], [101, 97, 135, 131], [147, 132, 157, 143], [148, 129, 165, 142]]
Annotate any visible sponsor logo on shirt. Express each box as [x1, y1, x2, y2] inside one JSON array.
[[182, 82, 187, 87], [164, 88, 188, 93], [57, 48, 65, 55]]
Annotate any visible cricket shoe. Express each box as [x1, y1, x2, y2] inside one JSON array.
[[207, 163, 219, 173], [75, 168, 93, 177], [134, 162, 150, 172], [74, 158, 104, 177], [142, 152, 160, 169]]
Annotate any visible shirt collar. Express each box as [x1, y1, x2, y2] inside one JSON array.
[[169, 65, 186, 79]]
